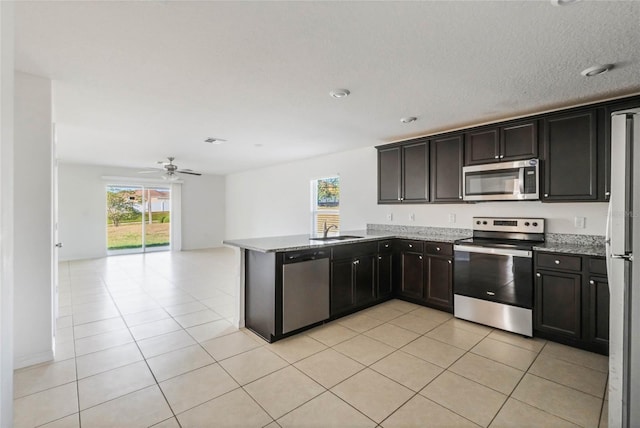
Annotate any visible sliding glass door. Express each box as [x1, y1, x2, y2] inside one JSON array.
[[106, 185, 170, 254]]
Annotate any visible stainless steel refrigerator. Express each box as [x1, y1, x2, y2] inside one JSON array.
[[608, 108, 640, 427]]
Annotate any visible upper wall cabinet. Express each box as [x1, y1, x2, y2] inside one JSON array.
[[378, 139, 429, 204], [430, 134, 464, 203], [541, 108, 605, 202], [464, 120, 538, 165]]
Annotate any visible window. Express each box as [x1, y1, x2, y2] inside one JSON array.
[[311, 176, 340, 236]]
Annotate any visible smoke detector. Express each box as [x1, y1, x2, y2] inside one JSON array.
[[580, 64, 613, 77], [330, 89, 350, 99], [400, 117, 418, 124]]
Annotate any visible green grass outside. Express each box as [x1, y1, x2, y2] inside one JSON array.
[[107, 211, 170, 226], [107, 222, 170, 250]]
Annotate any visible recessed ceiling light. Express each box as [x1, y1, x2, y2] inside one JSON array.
[[550, 0, 581, 6], [580, 64, 613, 77], [205, 137, 227, 144], [400, 117, 418, 124], [330, 89, 350, 99]]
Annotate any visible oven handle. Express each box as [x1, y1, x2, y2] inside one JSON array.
[[454, 245, 532, 258]]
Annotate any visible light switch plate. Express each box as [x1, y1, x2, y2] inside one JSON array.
[[574, 216, 586, 229], [409, 213, 415, 221], [449, 213, 456, 223], [386, 213, 393, 221]]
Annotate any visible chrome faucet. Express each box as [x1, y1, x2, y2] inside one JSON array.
[[323, 221, 338, 238]]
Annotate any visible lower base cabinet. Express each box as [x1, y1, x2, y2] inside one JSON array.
[[395, 240, 454, 312], [330, 243, 378, 317], [534, 252, 609, 355]]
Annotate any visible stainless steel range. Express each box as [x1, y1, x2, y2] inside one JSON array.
[[453, 217, 545, 337]]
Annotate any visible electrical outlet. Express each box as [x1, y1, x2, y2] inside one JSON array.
[[448, 213, 456, 223], [409, 213, 415, 221], [574, 216, 586, 229], [386, 213, 393, 221]]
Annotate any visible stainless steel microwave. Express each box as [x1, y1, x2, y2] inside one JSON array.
[[462, 159, 539, 201]]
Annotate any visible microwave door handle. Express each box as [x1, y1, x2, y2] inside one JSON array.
[[518, 167, 524, 195]]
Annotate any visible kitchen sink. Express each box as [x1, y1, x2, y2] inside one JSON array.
[[309, 235, 363, 242]]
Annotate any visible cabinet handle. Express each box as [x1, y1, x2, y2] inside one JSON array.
[[459, 195, 463, 199], [409, 244, 413, 248], [494, 155, 499, 159], [400, 197, 404, 201], [378, 256, 382, 260], [353, 259, 360, 265], [554, 260, 560, 264], [436, 247, 441, 251], [536, 273, 541, 277], [590, 280, 595, 285], [385, 244, 389, 248], [448, 260, 452, 264], [499, 155, 504, 159], [605, 191, 611, 196], [419, 256, 423, 260], [544, 193, 549, 197]]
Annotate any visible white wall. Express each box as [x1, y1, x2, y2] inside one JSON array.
[[58, 163, 225, 261], [0, 2, 14, 424], [13, 72, 53, 368], [225, 146, 609, 239]]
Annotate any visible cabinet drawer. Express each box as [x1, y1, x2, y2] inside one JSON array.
[[537, 253, 582, 272], [425, 242, 453, 256], [332, 242, 378, 260], [397, 240, 424, 253], [589, 257, 607, 276], [377, 240, 394, 253]]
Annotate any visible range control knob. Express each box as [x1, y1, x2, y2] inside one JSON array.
[[532, 222, 538, 227], [524, 222, 530, 226], [476, 221, 481, 225], [482, 221, 488, 225]]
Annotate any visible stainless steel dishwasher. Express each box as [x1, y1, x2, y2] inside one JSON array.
[[282, 249, 330, 334]]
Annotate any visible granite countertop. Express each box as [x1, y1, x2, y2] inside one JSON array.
[[224, 224, 606, 256], [223, 229, 471, 253], [533, 242, 606, 257]]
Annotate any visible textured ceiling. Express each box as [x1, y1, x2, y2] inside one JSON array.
[[14, 1, 640, 175]]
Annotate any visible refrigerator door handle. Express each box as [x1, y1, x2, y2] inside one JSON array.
[[611, 253, 634, 262]]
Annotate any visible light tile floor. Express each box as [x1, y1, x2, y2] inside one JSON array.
[[14, 248, 609, 428]]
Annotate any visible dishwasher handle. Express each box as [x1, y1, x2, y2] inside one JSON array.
[[284, 250, 330, 263]]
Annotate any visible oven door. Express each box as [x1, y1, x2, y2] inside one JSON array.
[[453, 245, 533, 308]]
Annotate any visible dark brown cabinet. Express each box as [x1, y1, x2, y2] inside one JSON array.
[[535, 270, 583, 339], [534, 251, 610, 355], [377, 139, 429, 204], [464, 120, 538, 165], [330, 243, 377, 317], [424, 254, 453, 312], [402, 141, 429, 203], [377, 241, 394, 299], [430, 134, 464, 202], [378, 146, 401, 203], [395, 240, 454, 312], [541, 108, 605, 201]]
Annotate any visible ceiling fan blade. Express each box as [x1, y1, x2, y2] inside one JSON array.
[[177, 170, 202, 176], [138, 170, 162, 174]]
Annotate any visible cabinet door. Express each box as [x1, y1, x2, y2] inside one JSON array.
[[500, 120, 538, 162], [378, 147, 401, 203], [331, 259, 354, 315], [425, 255, 453, 311], [541, 110, 599, 201], [377, 253, 393, 299], [354, 255, 376, 306], [464, 128, 499, 165], [535, 270, 582, 339], [588, 276, 610, 347], [430, 134, 464, 202], [399, 251, 424, 299], [402, 141, 429, 203]]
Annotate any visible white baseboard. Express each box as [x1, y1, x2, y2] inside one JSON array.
[[14, 349, 54, 370]]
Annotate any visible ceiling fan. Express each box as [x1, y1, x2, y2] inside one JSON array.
[[139, 157, 202, 180]]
